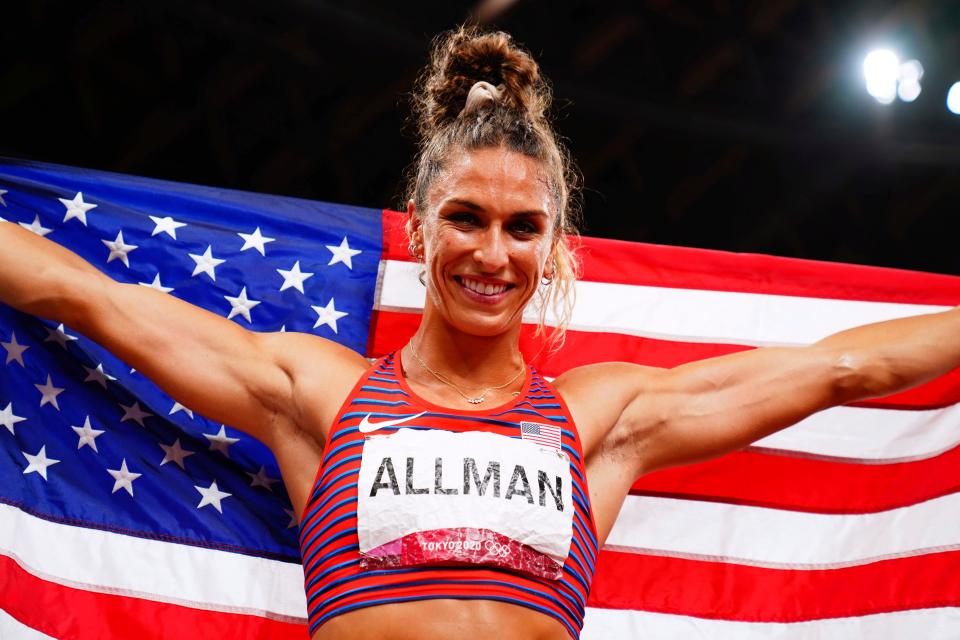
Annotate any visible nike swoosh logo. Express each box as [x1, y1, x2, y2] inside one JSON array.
[[357, 411, 427, 433]]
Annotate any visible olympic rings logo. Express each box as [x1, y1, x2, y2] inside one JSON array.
[[483, 539, 512, 558]]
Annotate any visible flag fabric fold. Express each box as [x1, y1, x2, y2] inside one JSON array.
[[0, 157, 958, 639]]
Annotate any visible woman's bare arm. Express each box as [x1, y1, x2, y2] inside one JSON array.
[[0, 221, 367, 448], [561, 306, 960, 478]]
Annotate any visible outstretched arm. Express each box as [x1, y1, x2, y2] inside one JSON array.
[[0, 221, 366, 447], [566, 305, 960, 477]]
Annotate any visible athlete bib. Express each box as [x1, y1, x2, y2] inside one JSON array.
[[356, 428, 573, 579]]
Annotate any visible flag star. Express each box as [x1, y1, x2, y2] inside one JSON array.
[[139, 273, 174, 293], [237, 227, 275, 256], [276, 261, 314, 293], [22, 445, 60, 480], [311, 298, 348, 334], [169, 401, 194, 419], [148, 215, 187, 239], [246, 466, 280, 492], [0, 188, 7, 206], [326, 236, 362, 270], [59, 192, 97, 226], [119, 401, 152, 427], [159, 438, 195, 469], [189, 245, 225, 281], [107, 459, 142, 496], [20, 215, 52, 237], [2, 331, 29, 366], [83, 363, 117, 389], [224, 286, 262, 323], [35, 375, 65, 410], [195, 480, 232, 513], [102, 231, 138, 267], [0, 402, 27, 435], [204, 425, 240, 457], [283, 508, 298, 529], [71, 416, 105, 452], [44, 323, 79, 349]]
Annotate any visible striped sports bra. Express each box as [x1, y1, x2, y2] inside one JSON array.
[[298, 351, 598, 639]]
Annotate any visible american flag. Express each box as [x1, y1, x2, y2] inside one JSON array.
[[520, 421, 563, 451], [1, 157, 959, 639]]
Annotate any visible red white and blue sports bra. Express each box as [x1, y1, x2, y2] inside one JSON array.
[[298, 352, 598, 639]]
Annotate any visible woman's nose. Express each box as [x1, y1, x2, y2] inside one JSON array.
[[473, 226, 509, 272]]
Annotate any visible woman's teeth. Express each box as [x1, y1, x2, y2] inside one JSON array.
[[461, 277, 507, 296]]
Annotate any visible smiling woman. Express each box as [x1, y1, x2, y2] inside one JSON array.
[[405, 25, 582, 350]]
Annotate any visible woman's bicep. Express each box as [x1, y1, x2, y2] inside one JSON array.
[[70, 276, 316, 445], [626, 345, 845, 475]]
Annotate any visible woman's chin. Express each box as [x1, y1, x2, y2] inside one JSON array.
[[445, 309, 522, 338]]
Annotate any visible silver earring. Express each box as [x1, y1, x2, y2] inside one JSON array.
[[541, 260, 555, 286]]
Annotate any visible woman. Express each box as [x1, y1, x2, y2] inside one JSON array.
[[1, 26, 958, 640]]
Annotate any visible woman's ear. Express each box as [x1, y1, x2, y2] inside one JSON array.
[[405, 199, 421, 242], [543, 239, 558, 279], [406, 200, 425, 261]]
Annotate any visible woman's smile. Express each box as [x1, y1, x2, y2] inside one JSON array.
[[453, 275, 515, 305]]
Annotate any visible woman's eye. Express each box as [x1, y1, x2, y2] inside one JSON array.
[[510, 221, 538, 235], [447, 213, 478, 225]]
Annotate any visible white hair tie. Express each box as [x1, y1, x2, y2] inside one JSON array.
[[463, 81, 504, 115]]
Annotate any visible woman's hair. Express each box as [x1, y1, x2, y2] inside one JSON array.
[[406, 25, 581, 350]]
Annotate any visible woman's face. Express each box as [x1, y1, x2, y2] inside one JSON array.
[[410, 146, 556, 337]]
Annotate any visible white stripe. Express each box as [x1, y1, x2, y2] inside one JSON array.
[[377, 260, 949, 346], [0, 610, 56, 640], [751, 403, 960, 462], [605, 492, 960, 568], [0, 503, 307, 620], [582, 606, 960, 640], [380, 261, 960, 462]]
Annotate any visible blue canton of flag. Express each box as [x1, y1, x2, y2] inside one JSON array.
[[520, 421, 562, 451], [0, 157, 382, 568]]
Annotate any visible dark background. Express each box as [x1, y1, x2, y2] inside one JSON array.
[[4, 1, 958, 274]]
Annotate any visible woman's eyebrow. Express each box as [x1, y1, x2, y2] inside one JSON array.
[[446, 198, 484, 211], [510, 210, 549, 220], [445, 198, 548, 219]]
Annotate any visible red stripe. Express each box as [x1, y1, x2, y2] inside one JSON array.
[[0, 555, 306, 640], [382, 210, 960, 305], [368, 310, 960, 410], [588, 548, 960, 621], [630, 444, 960, 514]]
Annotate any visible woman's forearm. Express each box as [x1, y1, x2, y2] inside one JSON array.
[[0, 221, 104, 323], [816, 305, 960, 401]]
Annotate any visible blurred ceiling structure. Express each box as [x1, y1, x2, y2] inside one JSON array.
[[3, 0, 958, 274]]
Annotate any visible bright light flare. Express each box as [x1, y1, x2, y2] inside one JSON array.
[[864, 49, 899, 104], [947, 82, 960, 115], [897, 59, 923, 102], [898, 80, 921, 102]]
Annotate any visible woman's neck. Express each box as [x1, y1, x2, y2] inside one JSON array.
[[406, 310, 525, 391]]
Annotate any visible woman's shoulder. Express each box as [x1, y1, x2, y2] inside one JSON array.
[[259, 330, 371, 431], [553, 361, 665, 454]]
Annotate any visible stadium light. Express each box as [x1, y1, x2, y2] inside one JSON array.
[[897, 59, 923, 102], [864, 49, 899, 104], [947, 82, 960, 115], [863, 50, 924, 105]]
